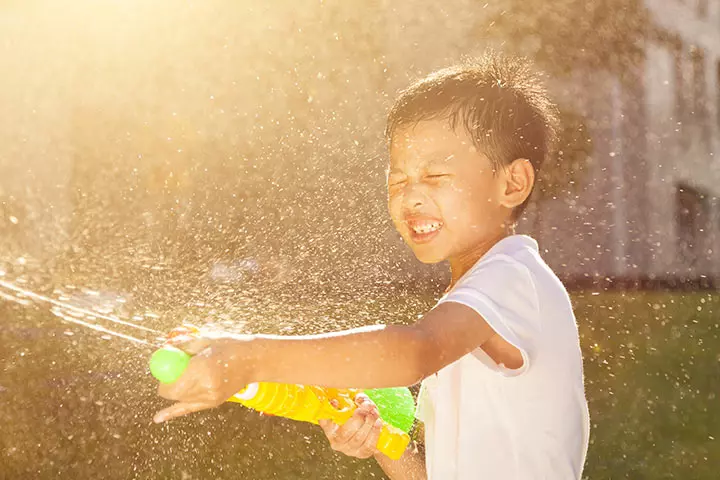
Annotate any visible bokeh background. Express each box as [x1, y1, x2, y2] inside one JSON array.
[[1, 1, 718, 478]]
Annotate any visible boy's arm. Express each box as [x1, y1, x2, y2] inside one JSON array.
[[155, 302, 521, 422], [249, 301, 507, 387], [374, 441, 426, 480]]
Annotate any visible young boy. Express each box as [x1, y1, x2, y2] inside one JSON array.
[[153, 52, 590, 479]]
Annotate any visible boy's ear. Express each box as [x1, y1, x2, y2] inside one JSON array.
[[499, 158, 535, 209]]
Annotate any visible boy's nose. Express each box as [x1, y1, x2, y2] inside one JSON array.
[[403, 186, 427, 210]]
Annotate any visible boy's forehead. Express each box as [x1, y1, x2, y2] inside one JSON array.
[[389, 120, 479, 167], [393, 119, 466, 142]]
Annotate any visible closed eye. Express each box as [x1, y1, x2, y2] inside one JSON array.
[[388, 175, 407, 187]]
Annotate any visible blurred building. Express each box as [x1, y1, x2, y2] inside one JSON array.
[[535, 0, 720, 287], [642, 0, 720, 284], [1, 0, 718, 290]]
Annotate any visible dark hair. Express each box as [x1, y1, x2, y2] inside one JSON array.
[[385, 51, 559, 219]]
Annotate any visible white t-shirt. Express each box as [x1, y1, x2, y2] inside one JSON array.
[[416, 235, 590, 480]]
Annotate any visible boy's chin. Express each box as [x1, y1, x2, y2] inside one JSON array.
[[411, 248, 448, 264]]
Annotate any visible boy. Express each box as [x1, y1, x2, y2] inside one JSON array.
[[154, 52, 590, 479]]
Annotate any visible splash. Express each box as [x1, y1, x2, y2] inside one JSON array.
[[0, 278, 160, 345]]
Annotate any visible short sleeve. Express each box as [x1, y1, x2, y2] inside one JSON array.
[[415, 379, 431, 424], [437, 255, 540, 376]]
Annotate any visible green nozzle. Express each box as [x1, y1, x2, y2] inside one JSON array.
[[365, 387, 416, 433], [149, 346, 191, 384]]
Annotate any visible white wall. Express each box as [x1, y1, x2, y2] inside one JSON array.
[[645, 0, 720, 278]]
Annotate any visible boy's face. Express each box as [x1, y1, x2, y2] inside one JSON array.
[[388, 119, 513, 264]]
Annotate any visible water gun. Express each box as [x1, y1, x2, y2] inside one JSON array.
[[149, 327, 416, 460]]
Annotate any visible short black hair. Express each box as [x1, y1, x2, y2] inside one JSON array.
[[385, 51, 559, 219]]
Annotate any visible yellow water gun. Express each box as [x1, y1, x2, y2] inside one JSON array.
[[150, 328, 416, 460]]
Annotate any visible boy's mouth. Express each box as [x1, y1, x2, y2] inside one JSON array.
[[405, 218, 443, 244]]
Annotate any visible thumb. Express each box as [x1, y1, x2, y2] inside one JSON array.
[[167, 329, 231, 355], [153, 401, 212, 423]]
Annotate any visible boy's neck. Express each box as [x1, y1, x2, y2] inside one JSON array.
[[447, 228, 514, 291]]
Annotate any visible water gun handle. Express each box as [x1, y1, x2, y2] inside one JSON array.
[[149, 346, 411, 460], [230, 382, 410, 460]]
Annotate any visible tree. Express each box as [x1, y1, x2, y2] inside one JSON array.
[[480, 0, 651, 246], [480, 0, 650, 77]]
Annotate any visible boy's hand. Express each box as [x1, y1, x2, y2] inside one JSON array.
[[153, 333, 254, 424], [319, 394, 383, 459]]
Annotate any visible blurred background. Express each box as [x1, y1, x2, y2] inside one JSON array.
[[0, 0, 718, 478]]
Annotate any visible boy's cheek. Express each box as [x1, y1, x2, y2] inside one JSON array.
[[391, 222, 413, 246], [387, 200, 403, 227], [392, 222, 409, 240]]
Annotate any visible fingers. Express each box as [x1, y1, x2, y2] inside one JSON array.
[[166, 335, 212, 356], [354, 393, 371, 407], [164, 325, 228, 355], [153, 401, 213, 424], [153, 329, 242, 425], [348, 413, 382, 449], [318, 418, 339, 438], [156, 371, 198, 401], [332, 409, 370, 444], [164, 325, 199, 342], [322, 399, 382, 458], [157, 373, 227, 408], [359, 416, 383, 456], [157, 382, 175, 400]]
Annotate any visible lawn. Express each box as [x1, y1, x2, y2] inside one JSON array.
[[1, 289, 717, 479], [574, 291, 718, 479]]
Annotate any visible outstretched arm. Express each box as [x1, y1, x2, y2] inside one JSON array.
[[249, 300, 503, 388], [154, 301, 520, 422], [249, 324, 426, 388]]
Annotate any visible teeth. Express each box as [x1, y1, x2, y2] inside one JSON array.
[[411, 222, 442, 234]]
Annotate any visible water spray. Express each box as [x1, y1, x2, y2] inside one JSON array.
[[1, 278, 417, 459], [0, 278, 159, 344]]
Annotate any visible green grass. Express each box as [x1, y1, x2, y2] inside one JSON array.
[[574, 291, 719, 479], [1, 290, 718, 478]]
